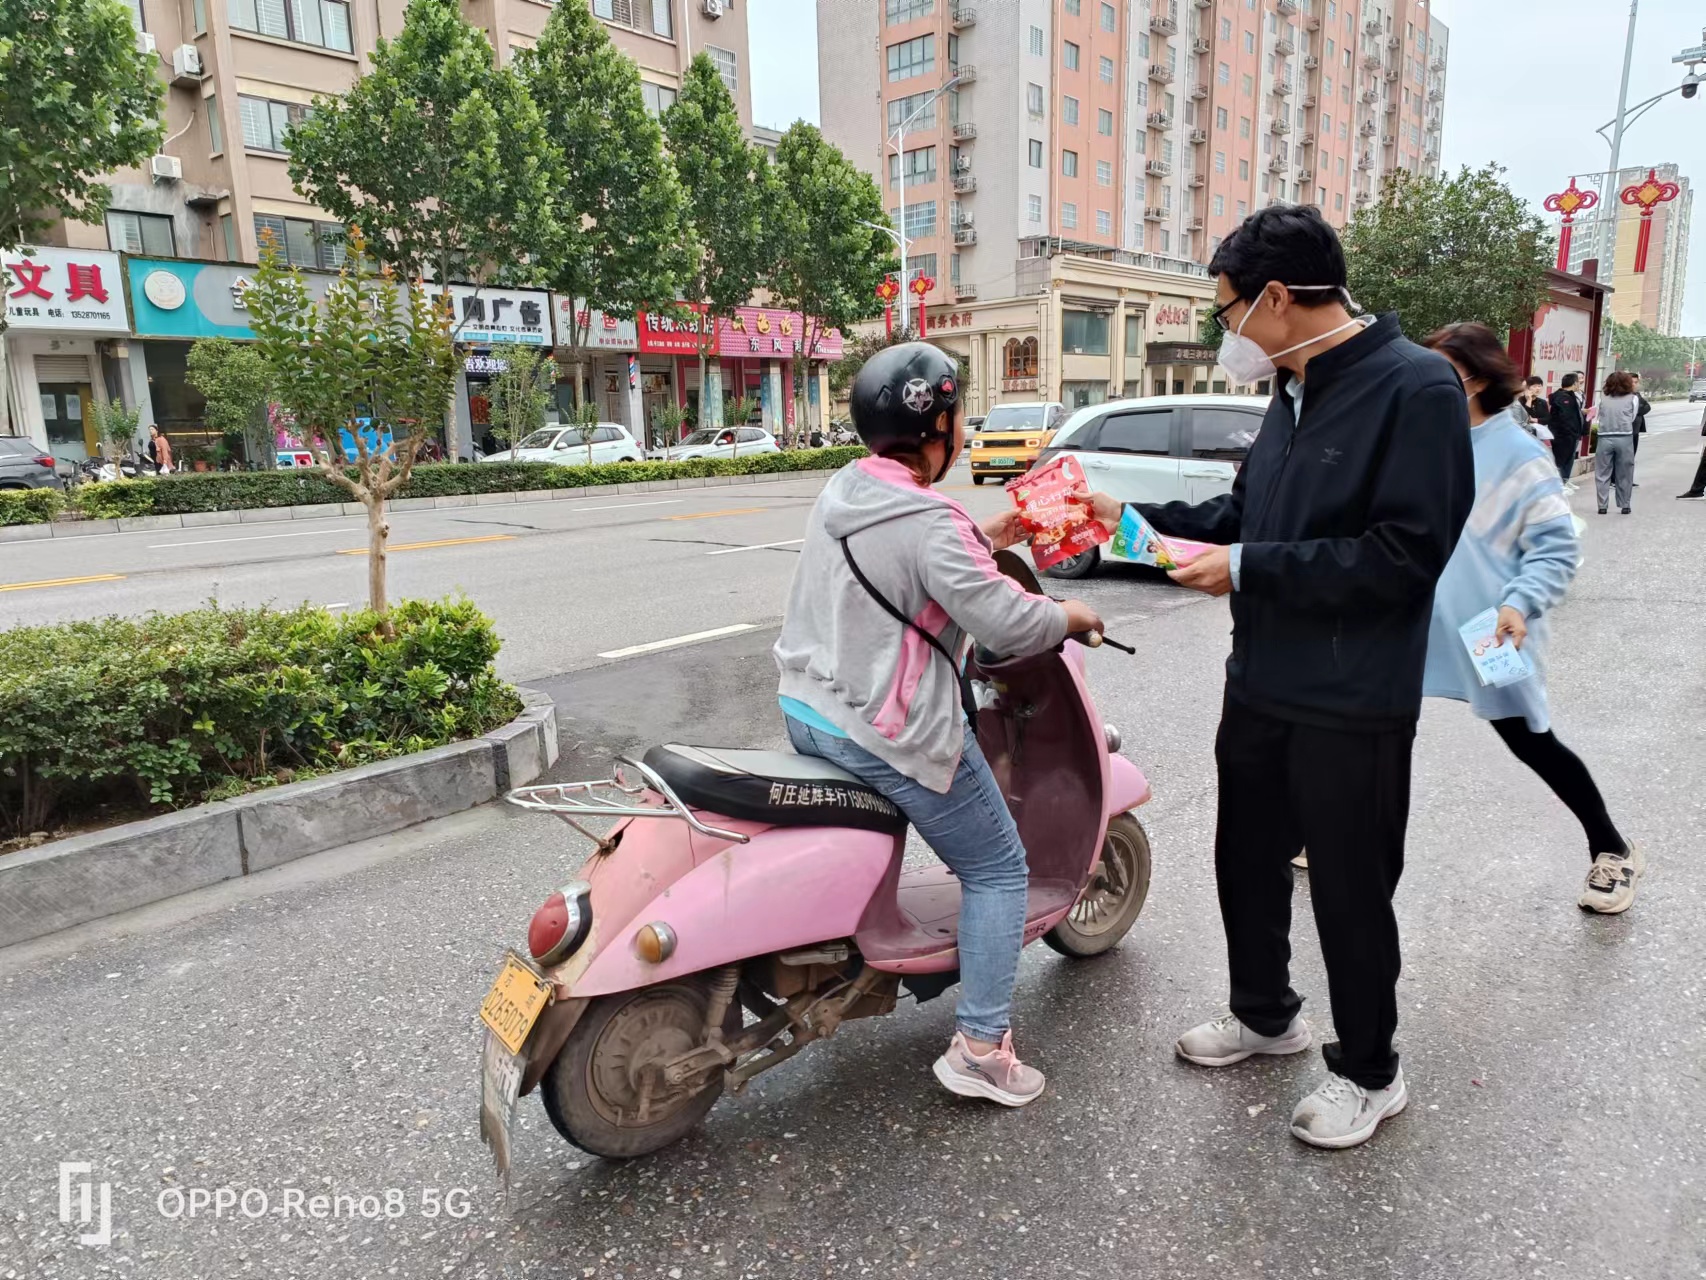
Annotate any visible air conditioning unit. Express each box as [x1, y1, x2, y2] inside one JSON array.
[[170, 44, 202, 86], [150, 153, 183, 183], [136, 31, 157, 55], [701, 0, 725, 16]]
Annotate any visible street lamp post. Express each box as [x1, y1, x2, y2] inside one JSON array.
[[888, 73, 962, 334]]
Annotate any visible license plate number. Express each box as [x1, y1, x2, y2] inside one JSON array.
[[987, 457, 1014, 467], [479, 954, 552, 1055]]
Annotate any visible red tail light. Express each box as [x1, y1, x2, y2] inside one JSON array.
[[37, 456, 56, 469], [528, 881, 592, 967]]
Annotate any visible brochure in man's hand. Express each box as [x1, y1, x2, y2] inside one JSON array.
[[1458, 607, 1535, 688], [1110, 507, 1216, 570]]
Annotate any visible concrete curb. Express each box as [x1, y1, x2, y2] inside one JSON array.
[[0, 688, 557, 949], [0, 464, 854, 541]]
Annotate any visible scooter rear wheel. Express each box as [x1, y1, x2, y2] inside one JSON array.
[[1043, 814, 1152, 957], [542, 978, 737, 1159]]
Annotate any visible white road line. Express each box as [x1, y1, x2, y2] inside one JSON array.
[[598, 623, 759, 660], [560, 499, 683, 513], [705, 538, 805, 556], [147, 528, 357, 549]]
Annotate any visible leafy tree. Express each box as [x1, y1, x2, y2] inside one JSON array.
[[570, 400, 602, 465], [664, 55, 770, 431], [90, 397, 141, 463], [187, 338, 275, 468], [0, 0, 163, 434], [1344, 164, 1551, 342], [285, 0, 554, 290], [244, 230, 456, 629], [519, 3, 689, 407], [766, 122, 895, 440], [1609, 321, 1702, 392], [484, 341, 554, 455]]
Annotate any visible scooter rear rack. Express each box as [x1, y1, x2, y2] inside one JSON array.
[[505, 754, 751, 848]]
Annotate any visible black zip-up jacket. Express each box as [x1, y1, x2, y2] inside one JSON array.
[[1526, 391, 1550, 427], [1549, 388, 1586, 438], [1634, 393, 1651, 434], [1135, 314, 1473, 732]]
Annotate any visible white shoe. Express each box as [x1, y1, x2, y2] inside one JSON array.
[[1289, 1069, 1408, 1150], [1291, 851, 1309, 870], [1579, 841, 1644, 914], [1175, 1011, 1311, 1068]]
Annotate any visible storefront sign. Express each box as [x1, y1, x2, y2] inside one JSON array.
[[715, 306, 846, 360], [126, 258, 346, 339], [1149, 299, 1198, 343], [637, 305, 717, 356], [430, 283, 550, 345], [1002, 376, 1040, 392], [1146, 342, 1221, 366], [464, 354, 508, 374], [1528, 303, 1591, 393], [923, 310, 976, 334], [3, 247, 129, 333], [552, 296, 638, 350]]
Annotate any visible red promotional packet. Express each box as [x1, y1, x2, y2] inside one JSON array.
[[1004, 455, 1111, 571]]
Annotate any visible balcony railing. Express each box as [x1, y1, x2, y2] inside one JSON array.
[[1362, 51, 1382, 70], [1146, 159, 1172, 176], [1275, 37, 1295, 56], [1301, 94, 1317, 109], [951, 5, 976, 29], [1147, 110, 1172, 129], [952, 173, 977, 193], [1186, 217, 1205, 232], [1188, 127, 1208, 144], [953, 63, 978, 83], [1273, 79, 1294, 96], [1381, 134, 1396, 147], [953, 224, 978, 245], [1271, 118, 1292, 134], [1267, 154, 1288, 172], [1188, 172, 1207, 188], [1189, 82, 1209, 100], [1151, 13, 1178, 35], [1192, 36, 1211, 55], [1299, 131, 1316, 147], [1143, 206, 1166, 222], [954, 280, 979, 299], [1149, 63, 1175, 83], [952, 121, 977, 140], [1303, 54, 1320, 69], [1276, 0, 1298, 13]]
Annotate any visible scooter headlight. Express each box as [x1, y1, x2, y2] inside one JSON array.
[[1104, 724, 1122, 754]]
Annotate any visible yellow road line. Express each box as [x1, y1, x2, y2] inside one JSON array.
[[661, 507, 768, 522], [0, 573, 126, 593], [337, 534, 516, 555]]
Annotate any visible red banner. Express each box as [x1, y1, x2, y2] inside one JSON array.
[[636, 304, 717, 356]]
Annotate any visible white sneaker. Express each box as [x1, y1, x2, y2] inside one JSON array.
[[1579, 841, 1644, 914], [1175, 1011, 1311, 1068], [1289, 1069, 1408, 1150], [1291, 851, 1309, 870]]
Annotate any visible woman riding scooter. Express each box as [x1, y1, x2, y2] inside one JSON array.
[[773, 342, 1103, 1106]]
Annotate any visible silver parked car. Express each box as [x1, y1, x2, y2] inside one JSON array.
[[0, 437, 65, 490]]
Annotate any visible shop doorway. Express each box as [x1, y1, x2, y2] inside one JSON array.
[[39, 382, 95, 468]]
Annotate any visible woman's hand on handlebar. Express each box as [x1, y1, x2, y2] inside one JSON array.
[[1062, 599, 1103, 637]]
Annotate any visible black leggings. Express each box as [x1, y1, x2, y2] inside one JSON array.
[[1490, 718, 1625, 857]]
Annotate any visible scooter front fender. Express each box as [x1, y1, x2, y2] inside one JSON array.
[[569, 824, 902, 999], [1107, 753, 1151, 815]]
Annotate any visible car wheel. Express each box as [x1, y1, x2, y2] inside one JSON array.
[[1044, 547, 1101, 580], [972, 475, 987, 485]]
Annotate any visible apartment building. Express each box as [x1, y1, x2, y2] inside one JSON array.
[[1561, 163, 1693, 337], [818, 0, 1446, 313]]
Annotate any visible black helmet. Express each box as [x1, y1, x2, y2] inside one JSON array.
[[849, 342, 961, 457]]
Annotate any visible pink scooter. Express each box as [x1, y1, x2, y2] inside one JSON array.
[[477, 555, 1155, 1168]]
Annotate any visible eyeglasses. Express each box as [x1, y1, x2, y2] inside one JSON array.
[[1208, 297, 1243, 334]]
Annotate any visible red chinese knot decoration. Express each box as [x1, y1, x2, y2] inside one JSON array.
[[875, 278, 900, 303], [1543, 177, 1599, 272], [1618, 169, 1680, 274]]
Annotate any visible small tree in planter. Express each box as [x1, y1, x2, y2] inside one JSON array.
[[649, 401, 686, 459], [90, 398, 141, 465], [485, 341, 554, 458], [187, 337, 275, 468], [244, 228, 456, 630], [725, 394, 755, 457], [570, 400, 602, 465]]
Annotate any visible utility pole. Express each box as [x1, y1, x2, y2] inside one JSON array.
[[1592, 0, 1640, 385], [888, 74, 962, 334]]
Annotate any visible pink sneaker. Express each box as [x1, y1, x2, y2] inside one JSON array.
[[932, 1030, 1046, 1107]]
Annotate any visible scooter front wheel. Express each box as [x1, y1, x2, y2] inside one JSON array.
[[1043, 814, 1152, 957], [542, 978, 736, 1159]]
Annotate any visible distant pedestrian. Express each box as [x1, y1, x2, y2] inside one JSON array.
[[1630, 372, 1651, 457], [1547, 373, 1586, 487], [147, 425, 174, 475], [1519, 376, 1553, 443], [1422, 324, 1640, 914], [1594, 371, 1638, 514]]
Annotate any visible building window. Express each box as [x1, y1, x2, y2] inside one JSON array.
[[1064, 95, 1079, 126], [706, 45, 738, 95], [888, 145, 937, 186], [228, 0, 351, 53], [1213, 194, 1226, 216], [220, 213, 236, 261], [1244, 31, 1254, 53], [1217, 61, 1230, 85], [254, 214, 346, 270], [1004, 336, 1039, 378], [1062, 150, 1078, 177], [1220, 16, 1231, 39], [885, 0, 934, 21], [106, 210, 176, 256], [1160, 229, 1170, 252], [1098, 108, 1113, 136], [1238, 159, 1250, 180], [1027, 194, 1043, 223], [1236, 199, 1247, 217], [1100, 55, 1114, 84], [642, 82, 678, 116], [1097, 159, 1112, 185], [907, 253, 938, 281], [1064, 0, 1079, 12], [1027, 82, 1044, 116], [1132, 223, 1145, 249], [1029, 25, 1043, 56], [1240, 115, 1252, 139], [1061, 309, 1109, 354], [1216, 107, 1228, 129], [593, 0, 676, 37], [890, 200, 938, 237], [239, 95, 311, 152], [1096, 208, 1112, 235], [1028, 139, 1043, 167], [1335, 191, 1345, 211], [888, 90, 938, 130], [1063, 41, 1080, 71], [886, 35, 933, 82], [1061, 202, 1078, 229], [1212, 150, 1225, 174], [207, 95, 223, 152], [1241, 73, 1253, 96], [1140, 32, 1150, 58], [652, 0, 672, 38], [1317, 185, 1327, 206], [1100, 2, 1115, 32]]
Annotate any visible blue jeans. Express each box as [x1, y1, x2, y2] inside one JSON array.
[[784, 716, 1029, 1043]]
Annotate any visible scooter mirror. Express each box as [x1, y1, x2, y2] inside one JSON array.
[[992, 548, 1046, 596]]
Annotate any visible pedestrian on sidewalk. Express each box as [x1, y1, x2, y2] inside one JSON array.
[[1080, 204, 1474, 1150], [1594, 371, 1638, 514], [1519, 376, 1553, 444], [1548, 374, 1586, 487], [147, 425, 174, 475], [1421, 324, 1641, 914], [1630, 372, 1651, 458], [1677, 407, 1706, 499]]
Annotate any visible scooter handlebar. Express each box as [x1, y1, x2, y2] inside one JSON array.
[[1069, 630, 1135, 654]]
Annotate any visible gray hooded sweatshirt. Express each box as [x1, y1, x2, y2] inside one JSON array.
[[774, 456, 1069, 793]]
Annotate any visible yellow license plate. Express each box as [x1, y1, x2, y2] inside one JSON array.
[[479, 954, 552, 1055]]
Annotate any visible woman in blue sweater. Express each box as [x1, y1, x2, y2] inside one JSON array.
[[1421, 324, 1641, 914]]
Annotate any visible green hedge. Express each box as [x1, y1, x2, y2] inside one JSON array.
[[69, 446, 867, 520], [0, 598, 521, 834], [0, 488, 65, 526]]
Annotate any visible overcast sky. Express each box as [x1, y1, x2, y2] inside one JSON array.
[[749, 0, 1706, 334]]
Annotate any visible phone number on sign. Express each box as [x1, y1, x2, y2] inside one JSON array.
[[157, 1186, 476, 1221]]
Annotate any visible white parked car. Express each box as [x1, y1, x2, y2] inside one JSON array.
[[655, 426, 781, 461], [482, 423, 643, 466], [1036, 394, 1269, 579]]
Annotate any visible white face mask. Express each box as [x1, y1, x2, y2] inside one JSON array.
[[1217, 285, 1362, 384]]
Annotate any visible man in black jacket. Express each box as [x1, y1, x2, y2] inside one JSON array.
[[1549, 373, 1587, 484], [1084, 206, 1473, 1150], [1631, 372, 1651, 460]]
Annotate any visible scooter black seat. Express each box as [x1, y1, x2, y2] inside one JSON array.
[[641, 745, 909, 836]]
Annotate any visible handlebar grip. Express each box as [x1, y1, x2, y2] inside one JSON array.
[[1069, 630, 1104, 647]]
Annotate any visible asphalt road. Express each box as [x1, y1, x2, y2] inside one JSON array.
[[2, 410, 1704, 1280]]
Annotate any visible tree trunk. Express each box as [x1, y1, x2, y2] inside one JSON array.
[[574, 354, 588, 412], [0, 313, 11, 438], [366, 494, 390, 627], [700, 352, 720, 430]]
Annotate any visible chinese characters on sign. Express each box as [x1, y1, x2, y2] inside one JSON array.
[[715, 307, 845, 360], [551, 297, 638, 351], [428, 284, 550, 345], [924, 310, 976, 332], [3, 247, 129, 332]]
